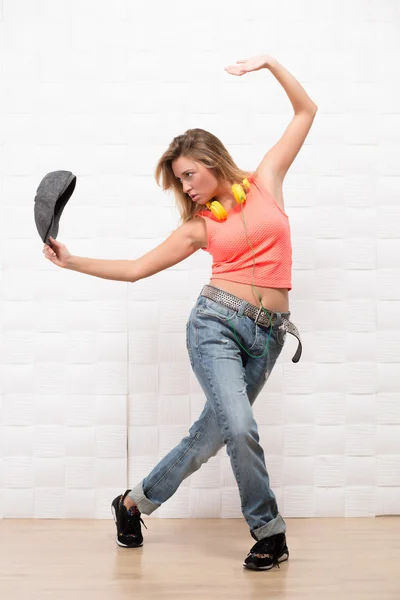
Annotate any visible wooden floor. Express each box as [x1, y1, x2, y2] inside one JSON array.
[[0, 517, 399, 599]]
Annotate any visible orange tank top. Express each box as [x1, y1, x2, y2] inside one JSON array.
[[197, 175, 292, 290]]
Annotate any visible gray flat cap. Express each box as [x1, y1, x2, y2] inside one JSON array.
[[34, 170, 76, 244]]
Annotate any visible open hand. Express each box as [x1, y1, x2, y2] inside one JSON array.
[[43, 236, 71, 269], [224, 54, 274, 76]]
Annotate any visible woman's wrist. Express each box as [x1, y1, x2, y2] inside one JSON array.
[[264, 55, 278, 69], [65, 255, 76, 270]]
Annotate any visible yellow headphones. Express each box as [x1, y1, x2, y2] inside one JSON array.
[[205, 178, 251, 221]]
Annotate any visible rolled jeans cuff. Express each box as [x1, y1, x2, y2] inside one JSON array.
[[251, 513, 286, 541], [128, 480, 160, 516]]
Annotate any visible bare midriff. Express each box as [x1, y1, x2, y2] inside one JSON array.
[[209, 278, 290, 313]]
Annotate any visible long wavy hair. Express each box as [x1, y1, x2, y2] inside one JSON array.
[[155, 128, 253, 224]]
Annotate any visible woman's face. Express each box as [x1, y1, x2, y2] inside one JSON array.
[[172, 156, 219, 205]]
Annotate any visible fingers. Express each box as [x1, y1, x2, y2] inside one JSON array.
[[49, 236, 62, 247], [225, 66, 245, 76], [43, 244, 56, 257], [47, 237, 59, 256], [225, 59, 247, 74]]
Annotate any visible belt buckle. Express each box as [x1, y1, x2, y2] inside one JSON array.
[[255, 305, 276, 327]]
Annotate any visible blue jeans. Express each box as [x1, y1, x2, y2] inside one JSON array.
[[129, 290, 290, 541]]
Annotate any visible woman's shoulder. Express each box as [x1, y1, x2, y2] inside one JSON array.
[[181, 215, 208, 249], [251, 172, 287, 216]]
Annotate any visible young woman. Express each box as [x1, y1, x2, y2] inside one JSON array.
[[43, 53, 317, 571]]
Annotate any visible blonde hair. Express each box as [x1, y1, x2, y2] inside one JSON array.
[[155, 128, 253, 224]]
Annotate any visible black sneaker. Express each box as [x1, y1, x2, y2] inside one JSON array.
[[243, 532, 289, 571], [111, 489, 147, 548]]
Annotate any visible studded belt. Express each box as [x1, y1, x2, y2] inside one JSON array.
[[200, 284, 302, 363]]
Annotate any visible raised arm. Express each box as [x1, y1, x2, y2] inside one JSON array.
[[256, 57, 317, 183], [225, 54, 318, 182]]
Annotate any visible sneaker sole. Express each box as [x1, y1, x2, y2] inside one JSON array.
[[243, 552, 289, 571], [111, 502, 143, 548]]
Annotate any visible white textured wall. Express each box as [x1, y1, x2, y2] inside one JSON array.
[[0, 0, 399, 519]]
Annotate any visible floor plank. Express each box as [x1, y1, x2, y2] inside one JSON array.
[[0, 517, 399, 599]]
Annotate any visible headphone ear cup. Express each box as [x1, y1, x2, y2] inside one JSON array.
[[205, 177, 250, 219], [206, 200, 227, 221], [232, 183, 246, 205]]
